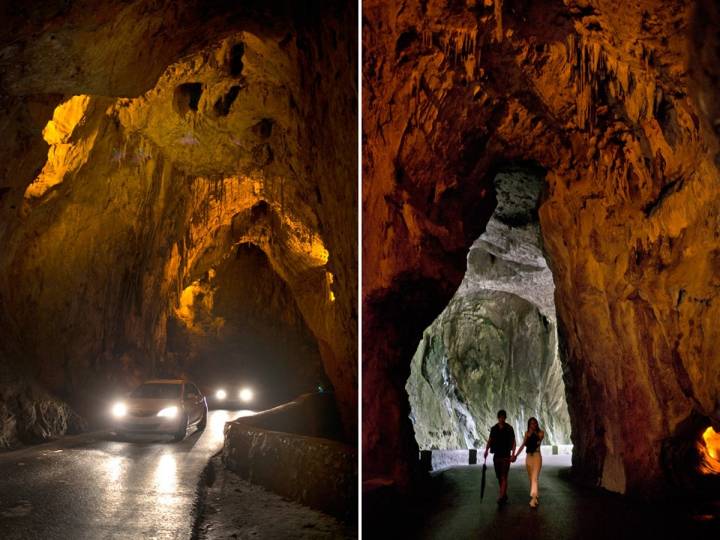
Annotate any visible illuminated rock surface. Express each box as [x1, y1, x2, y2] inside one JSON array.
[[0, 1, 357, 446], [363, 0, 720, 495], [406, 169, 571, 450]]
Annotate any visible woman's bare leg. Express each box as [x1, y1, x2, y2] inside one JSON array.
[[526, 453, 541, 499]]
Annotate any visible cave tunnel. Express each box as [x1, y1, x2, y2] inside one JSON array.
[[363, 0, 720, 535], [0, 0, 357, 536], [406, 165, 572, 455], [168, 243, 332, 408]]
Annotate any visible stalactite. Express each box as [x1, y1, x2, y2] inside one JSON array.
[[494, 0, 503, 43], [430, 27, 480, 76], [566, 33, 662, 131]]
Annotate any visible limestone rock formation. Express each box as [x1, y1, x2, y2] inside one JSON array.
[[407, 290, 570, 449], [0, 362, 86, 448], [363, 0, 720, 495], [406, 169, 571, 450], [0, 1, 357, 446], [460, 169, 556, 319]]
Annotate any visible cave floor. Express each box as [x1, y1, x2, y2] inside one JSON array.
[[366, 456, 720, 539], [0, 410, 243, 539]]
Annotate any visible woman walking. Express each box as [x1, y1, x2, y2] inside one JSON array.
[[513, 417, 544, 508]]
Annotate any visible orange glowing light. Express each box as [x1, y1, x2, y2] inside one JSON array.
[[703, 427, 720, 461]]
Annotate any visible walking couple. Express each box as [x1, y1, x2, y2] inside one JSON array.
[[483, 409, 544, 508]]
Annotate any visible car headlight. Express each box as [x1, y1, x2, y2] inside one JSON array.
[[215, 389, 227, 400], [112, 402, 127, 418], [157, 406, 178, 418], [239, 388, 254, 402]]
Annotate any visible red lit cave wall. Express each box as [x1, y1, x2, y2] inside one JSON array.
[[363, 0, 720, 494], [0, 1, 357, 446]]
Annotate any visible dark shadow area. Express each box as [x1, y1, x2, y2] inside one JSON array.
[[229, 42, 245, 76], [173, 82, 203, 115], [364, 459, 720, 538], [213, 85, 241, 116]]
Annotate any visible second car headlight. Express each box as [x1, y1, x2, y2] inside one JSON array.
[[157, 406, 178, 418], [215, 389, 227, 400]]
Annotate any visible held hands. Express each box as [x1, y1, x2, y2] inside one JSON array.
[[511, 454, 517, 463]]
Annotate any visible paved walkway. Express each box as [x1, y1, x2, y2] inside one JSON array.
[[366, 455, 720, 539]]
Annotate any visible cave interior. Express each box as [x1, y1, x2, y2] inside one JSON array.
[[0, 0, 357, 448], [362, 0, 720, 504], [406, 165, 572, 452]]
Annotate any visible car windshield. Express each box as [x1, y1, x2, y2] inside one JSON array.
[[130, 383, 181, 399]]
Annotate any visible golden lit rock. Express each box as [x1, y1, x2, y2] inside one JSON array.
[[24, 95, 98, 199], [363, 0, 720, 496], [703, 427, 720, 462], [0, 2, 357, 446]]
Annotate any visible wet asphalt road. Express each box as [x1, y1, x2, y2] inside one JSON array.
[[0, 409, 252, 540]]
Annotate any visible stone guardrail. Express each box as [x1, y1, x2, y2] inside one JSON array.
[[222, 392, 357, 521]]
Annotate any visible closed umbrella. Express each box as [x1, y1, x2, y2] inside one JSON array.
[[480, 457, 487, 500]]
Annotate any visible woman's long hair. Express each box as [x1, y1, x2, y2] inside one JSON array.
[[527, 417, 541, 432]]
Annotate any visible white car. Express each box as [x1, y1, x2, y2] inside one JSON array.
[[111, 379, 208, 441]]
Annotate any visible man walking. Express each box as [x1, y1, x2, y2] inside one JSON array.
[[484, 409, 516, 505]]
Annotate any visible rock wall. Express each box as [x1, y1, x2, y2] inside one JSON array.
[[407, 291, 571, 449], [0, 1, 357, 445], [0, 361, 86, 448], [363, 0, 720, 495]]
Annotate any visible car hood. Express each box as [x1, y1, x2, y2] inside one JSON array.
[[124, 398, 181, 413]]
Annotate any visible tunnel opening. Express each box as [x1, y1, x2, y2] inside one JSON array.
[[405, 164, 571, 459], [168, 243, 333, 412]]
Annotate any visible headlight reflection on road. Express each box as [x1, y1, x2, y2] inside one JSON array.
[[209, 410, 230, 445], [154, 453, 177, 506], [105, 456, 124, 483], [208, 410, 257, 444]]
